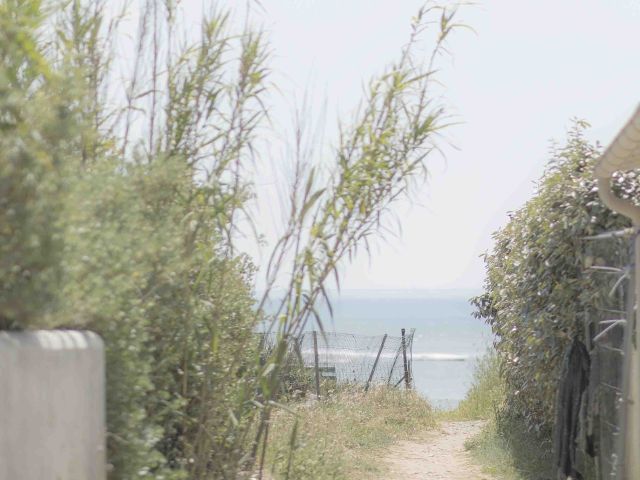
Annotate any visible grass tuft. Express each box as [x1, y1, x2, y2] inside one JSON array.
[[464, 414, 553, 480], [446, 351, 554, 480], [265, 386, 435, 479], [443, 351, 504, 421]]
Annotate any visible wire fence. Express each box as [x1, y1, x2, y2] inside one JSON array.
[[259, 329, 414, 396], [583, 229, 635, 480]]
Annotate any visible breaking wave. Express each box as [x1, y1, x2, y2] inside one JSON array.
[[412, 352, 469, 362], [297, 349, 471, 362]]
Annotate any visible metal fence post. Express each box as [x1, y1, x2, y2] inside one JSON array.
[[387, 350, 401, 385], [312, 330, 321, 398], [365, 334, 387, 392], [401, 328, 411, 390]]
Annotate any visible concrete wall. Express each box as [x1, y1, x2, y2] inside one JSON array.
[[0, 330, 106, 480]]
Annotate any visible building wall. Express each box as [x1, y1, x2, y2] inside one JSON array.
[[0, 330, 105, 480]]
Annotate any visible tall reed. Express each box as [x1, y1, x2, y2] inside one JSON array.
[[0, 1, 464, 477]]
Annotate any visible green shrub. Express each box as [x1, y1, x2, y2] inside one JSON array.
[[472, 121, 640, 430], [0, 3, 265, 476], [0, 0, 79, 328], [0, 1, 463, 477]]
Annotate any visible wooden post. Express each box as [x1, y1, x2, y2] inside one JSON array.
[[365, 334, 387, 392], [293, 336, 304, 365], [401, 328, 411, 390], [312, 330, 321, 398]]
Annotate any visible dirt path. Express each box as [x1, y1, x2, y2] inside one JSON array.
[[385, 420, 496, 480]]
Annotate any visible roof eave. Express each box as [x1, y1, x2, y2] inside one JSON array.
[[594, 104, 640, 179]]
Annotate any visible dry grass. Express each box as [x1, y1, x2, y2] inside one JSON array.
[[445, 352, 554, 480], [264, 386, 436, 479], [464, 416, 554, 480]]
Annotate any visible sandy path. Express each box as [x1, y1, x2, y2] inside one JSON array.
[[385, 420, 496, 480]]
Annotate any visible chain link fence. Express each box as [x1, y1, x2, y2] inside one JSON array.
[[583, 229, 635, 479], [259, 329, 414, 396]]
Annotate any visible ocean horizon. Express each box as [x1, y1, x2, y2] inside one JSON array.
[[262, 289, 493, 409]]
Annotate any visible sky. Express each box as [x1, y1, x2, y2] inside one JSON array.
[[220, 0, 640, 292]]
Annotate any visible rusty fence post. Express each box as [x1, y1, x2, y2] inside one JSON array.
[[365, 334, 387, 392], [401, 328, 411, 390], [387, 350, 401, 386]]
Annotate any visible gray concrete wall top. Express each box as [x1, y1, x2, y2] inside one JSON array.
[[0, 330, 105, 480]]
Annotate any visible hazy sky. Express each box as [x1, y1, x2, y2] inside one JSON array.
[[223, 0, 640, 292]]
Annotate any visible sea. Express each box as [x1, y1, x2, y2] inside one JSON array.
[[267, 290, 494, 410]]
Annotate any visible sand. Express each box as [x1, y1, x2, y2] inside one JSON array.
[[384, 420, 497, 480]]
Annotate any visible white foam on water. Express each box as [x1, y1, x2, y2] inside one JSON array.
[[413, 352, 469, 362], [297, 349, 470, 363]]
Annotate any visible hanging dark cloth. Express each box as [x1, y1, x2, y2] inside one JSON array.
[[584, 345, 599, 459], [554, 337, 591, 480]]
